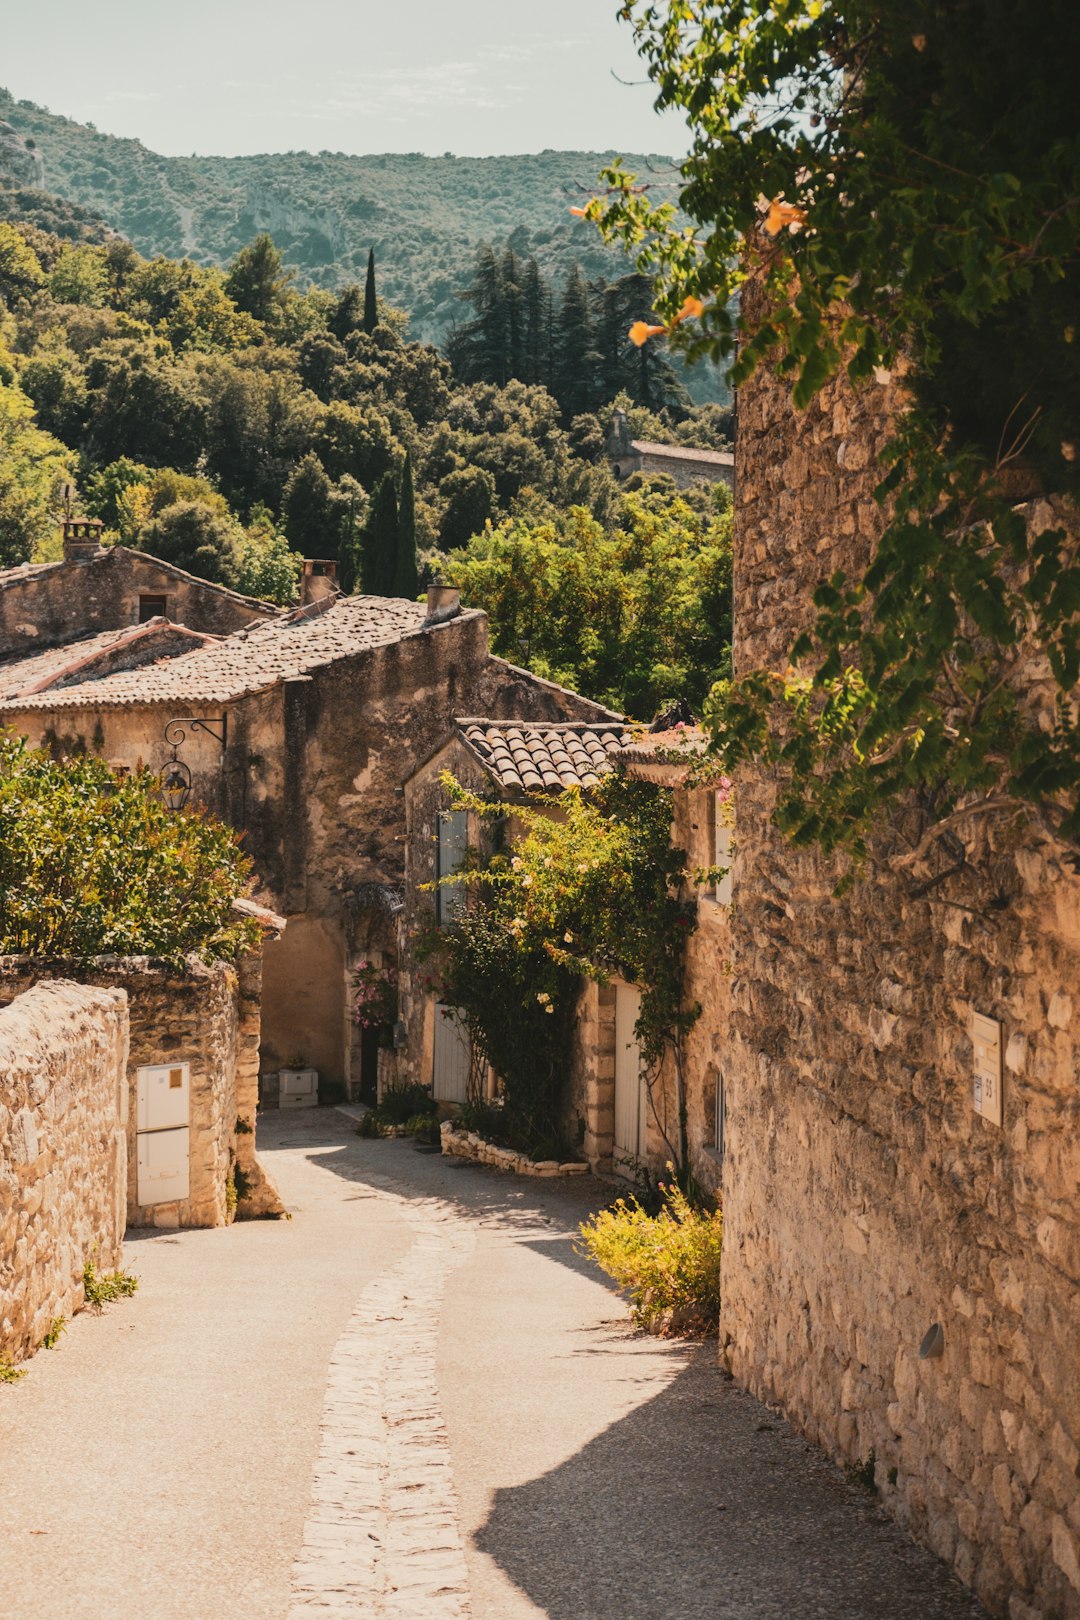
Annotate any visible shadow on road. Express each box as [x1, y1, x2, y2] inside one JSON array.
[[473, 1350, 988, 1620]]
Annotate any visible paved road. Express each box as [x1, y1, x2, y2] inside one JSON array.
[[0, 1108, 986, 1619]]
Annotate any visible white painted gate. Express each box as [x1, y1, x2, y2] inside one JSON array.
[[432, 1004, 471, 1104], [613, 983, 647, 1173]]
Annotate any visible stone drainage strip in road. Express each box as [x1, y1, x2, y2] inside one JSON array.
[[288, 1189, 477, 1619]]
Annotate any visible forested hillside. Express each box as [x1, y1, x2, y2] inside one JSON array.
[[0, 215, 732, 717], [0, 88, 680, 351]]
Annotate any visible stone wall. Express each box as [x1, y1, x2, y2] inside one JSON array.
[[0, 545, 274, 660], [0, 955, 278, 1229], [720, 282, 1080, 1616], [0, 980, 128, 1365]]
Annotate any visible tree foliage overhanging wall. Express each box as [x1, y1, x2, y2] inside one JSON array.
[[592, 0, 1080, 861]]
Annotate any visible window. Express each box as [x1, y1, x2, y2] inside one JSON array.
[[713, 793, 733, 907], [138, 594, 168, 623], [436, 809, 468, 926]]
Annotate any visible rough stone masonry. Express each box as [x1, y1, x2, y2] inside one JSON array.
[[0, 981, 128, 1364], [719, 277, 1080, 1618]]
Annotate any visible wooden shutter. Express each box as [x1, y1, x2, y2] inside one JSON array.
[[437, 810, 468, 925]]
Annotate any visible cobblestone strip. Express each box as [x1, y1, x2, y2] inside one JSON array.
[[288, 1197, 476, 1619]]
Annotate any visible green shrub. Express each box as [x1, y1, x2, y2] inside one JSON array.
[[356, 1109, 388, 1138], [0, 1360, 27, 1383], [403, 1113, 441, 1145], [82, 1260, 138, 1307], [374, 1081, 433, 1125], [578, 1179, 722, 1331], [0, 732, 259, 962], [41, 1316, 66, 1349]]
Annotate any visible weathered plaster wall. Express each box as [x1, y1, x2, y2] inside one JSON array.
[[0, 547, 273, 659], [721, 285, 1080, 1617], [0, 980, 128, 1365], [0, 956, 267, 1229], [266, 615, 613, 1089]]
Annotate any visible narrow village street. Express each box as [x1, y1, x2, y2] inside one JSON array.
[[1, 1108, 987, 1620]]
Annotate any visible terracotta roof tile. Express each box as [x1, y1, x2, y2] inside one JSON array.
[[0, 595, 466, 714], [457, 718, 629, 795]]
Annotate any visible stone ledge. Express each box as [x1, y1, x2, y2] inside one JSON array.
[[440, 1122, 589, 1178]]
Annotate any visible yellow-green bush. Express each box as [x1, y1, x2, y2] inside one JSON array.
[[578, 1180, 722, 1332]]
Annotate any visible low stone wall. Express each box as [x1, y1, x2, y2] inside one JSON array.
[[440, 1122, 589, 1177], [0, 955, 282, 1230], [0, 981, 128, 1364]]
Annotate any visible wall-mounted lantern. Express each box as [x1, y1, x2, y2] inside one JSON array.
[[161, 717, 227, 813]]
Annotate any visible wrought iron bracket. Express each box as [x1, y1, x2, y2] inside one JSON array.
[[164, 716, 228, 750]]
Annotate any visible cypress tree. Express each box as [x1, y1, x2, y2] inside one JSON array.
[[393, 452, 419, 600], [363, 248, 378, 335], [362, 473, 398, 595]]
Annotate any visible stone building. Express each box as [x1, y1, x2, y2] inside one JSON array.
[[0, 539, 613, 1096], [716, 286, 1080, 1616], [399, 716, 627, 1114], [0, 523, 277, 660], [598, 725, 733, 1197], [606, 408, 734, 490]]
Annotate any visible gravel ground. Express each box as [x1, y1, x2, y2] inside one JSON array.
[[0, 1108, 987, 1619]]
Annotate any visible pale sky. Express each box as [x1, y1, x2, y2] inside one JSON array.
[[4, 0, 683, 158]]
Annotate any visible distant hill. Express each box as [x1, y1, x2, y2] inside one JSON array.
[[0, 87, 683, 351]]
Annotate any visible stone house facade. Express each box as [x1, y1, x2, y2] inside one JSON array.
[[716, 288, 1080, 1616], [606, 408, 735, 490], [399, 717, 627, 1117], [0, 553, 613, 1097], [0, 532, 276, 662], [602, 727, 733, 1198]]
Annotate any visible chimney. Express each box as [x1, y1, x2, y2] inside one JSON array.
[[425, 584, 460, 618], [62, 517, 104, 563], [300, 558, 338, 606]]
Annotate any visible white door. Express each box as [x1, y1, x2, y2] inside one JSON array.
[[614, 983, 647, 1172], [433, 1004, 471, 1103]]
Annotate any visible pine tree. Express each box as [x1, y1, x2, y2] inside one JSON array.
[[362, 473, 398, 595], [501, 248, 524, 384], [393, 452, 419, 600], [330, 282, 365, 341], [520, 257, 548, 387], [363, 248, 378, 335], [553, 264, 601, 420]]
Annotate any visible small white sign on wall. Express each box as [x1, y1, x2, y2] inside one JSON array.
[[971, 1012, 1004, 1126]]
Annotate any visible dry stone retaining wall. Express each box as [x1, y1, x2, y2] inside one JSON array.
[[721, 281, 1080, 1617], [0, 980, 128, 1364]]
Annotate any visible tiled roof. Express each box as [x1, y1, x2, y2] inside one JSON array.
[[0, 621, 216, 701], [0, 594, 459, 713], [457, 718, 629, 794], [631, 440, 734, 467]]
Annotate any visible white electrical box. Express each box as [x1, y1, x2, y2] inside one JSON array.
[[971, 1012, 1004, 1126], [136, 1063, 190, 1132], [279, 1068, 319, 1108], [137, 1125, 190, 1205]]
